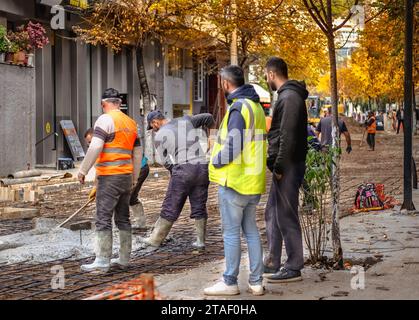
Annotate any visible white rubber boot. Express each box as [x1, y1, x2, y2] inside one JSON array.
[[142, 217, 173, 247], [81, 230, 112, 273], [110, 230, 132, 269], [192, 218, 207, 249], [131, 202, 147, 230]]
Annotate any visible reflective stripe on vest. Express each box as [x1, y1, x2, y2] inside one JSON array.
[[96, 159, 132, 167], [101, 148, 132, 155]]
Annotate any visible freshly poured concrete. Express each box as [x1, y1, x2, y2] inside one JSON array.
[[0, 218, 148, 265]]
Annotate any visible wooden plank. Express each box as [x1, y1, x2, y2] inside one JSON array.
[[0, 207, 41, 220]]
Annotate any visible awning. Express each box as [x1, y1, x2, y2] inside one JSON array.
[[250, 83, 271, 104]]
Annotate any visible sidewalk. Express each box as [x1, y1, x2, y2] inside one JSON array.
[[154, 189, 419, 300]]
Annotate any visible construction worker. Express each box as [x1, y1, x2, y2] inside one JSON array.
[[365, 111, 377, 151], [204, 65, 266, 296], [143, 110, 215, 249], [78, 88, 142, 273], [84, 128, 149, 229], [316, 107, 352, 153]]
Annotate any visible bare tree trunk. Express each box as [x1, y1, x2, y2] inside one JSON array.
[[136, 45, 155, 163], [326, 5, 343, 268], [230, 1, 238, 65]]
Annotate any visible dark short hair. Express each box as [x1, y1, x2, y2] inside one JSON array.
[[220, 65, 245, 88], [102, 88, 120, 99], [102, 88, 122, 105], [266, 57, 288, 79], [84, 128, 94, 138]]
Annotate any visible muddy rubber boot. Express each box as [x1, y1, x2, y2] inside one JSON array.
[[143, 217, 173, 247], [81, 230, 112, 273], [110, 230, 132, 269], [192, 218, 207, 249], [131, 202, 147, 230]]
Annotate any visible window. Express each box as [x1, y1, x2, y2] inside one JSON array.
[[193, 58, 204, 102], [167, 46, 184, 78]]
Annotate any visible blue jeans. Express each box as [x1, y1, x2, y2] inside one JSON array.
[[218, 186, 263, 286]]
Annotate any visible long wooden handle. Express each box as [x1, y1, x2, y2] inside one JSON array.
[[57, 197, 95, 228], [359, 129, 366, 147]]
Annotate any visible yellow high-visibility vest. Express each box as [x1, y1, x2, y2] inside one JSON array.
[[209, 99, 267, 195]]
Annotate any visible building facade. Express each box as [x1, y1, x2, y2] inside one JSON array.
[[0, 0, 215, 174]]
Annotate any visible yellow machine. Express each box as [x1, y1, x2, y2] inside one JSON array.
[[306, 96, 322, 126], [323, 103, 345, 115], [307, 96, 345, 126]]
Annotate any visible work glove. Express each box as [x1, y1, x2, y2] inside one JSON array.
[[346, 145, 352, 154], [88, 187, 96, 201]]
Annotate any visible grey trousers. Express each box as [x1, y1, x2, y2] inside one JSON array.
[[264, 162, 306, 271], [96, 174, 132, 231]]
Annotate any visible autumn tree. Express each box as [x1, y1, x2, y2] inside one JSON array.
[[335, 0, 417, 111], [257, 0, 329, 88], [74, 0, 204, 160], [189, 0, 285, 73], [300, 0, 364, 268]]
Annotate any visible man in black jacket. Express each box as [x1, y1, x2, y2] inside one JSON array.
[[264, 57, 308, 283]]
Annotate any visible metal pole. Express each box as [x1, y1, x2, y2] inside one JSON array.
[[402, 0, 415, 210]]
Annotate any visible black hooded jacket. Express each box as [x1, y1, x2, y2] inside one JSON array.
[[267, 80, 309, 174]]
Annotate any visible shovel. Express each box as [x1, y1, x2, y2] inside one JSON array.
[[57, 197, 95, 228]]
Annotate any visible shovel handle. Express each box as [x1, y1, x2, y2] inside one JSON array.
[[57, 197, 95, 228]]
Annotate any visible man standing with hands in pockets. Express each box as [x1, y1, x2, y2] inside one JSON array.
[[264, 57, 308, 283]]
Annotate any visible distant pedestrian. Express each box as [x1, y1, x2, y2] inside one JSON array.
[[396, 107, 404, 134], [263, 57, 308, 283], [365, 111, 376, 151], [315, 108, 352, 154]]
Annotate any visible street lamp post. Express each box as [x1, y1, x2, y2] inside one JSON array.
[[401, 0, 416, 210]]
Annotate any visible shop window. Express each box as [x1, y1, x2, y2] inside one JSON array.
[[167, 46, 184, 78]]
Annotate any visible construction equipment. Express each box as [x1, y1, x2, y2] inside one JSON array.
[[57, 197, 95, 228], [306, 96, 322, 126]]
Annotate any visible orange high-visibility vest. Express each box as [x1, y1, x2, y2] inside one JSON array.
[[96, 110, 138, 176], [367, 116, 377, 134]]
